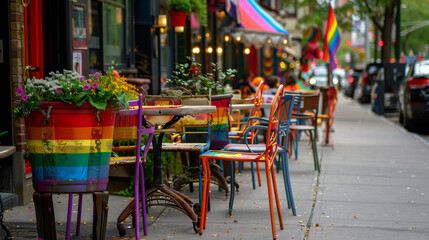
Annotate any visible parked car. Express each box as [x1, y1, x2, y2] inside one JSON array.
[[308, 65, 339, 88], [371, 63, 406, 114], [344, 67, 363, 98], [356, 63, 382, 103], [333, 68, 346, 89], [398, 60, 429, 131]]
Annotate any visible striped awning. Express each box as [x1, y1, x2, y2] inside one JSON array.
[[225, 0, 288, 48], [238, 0, 287, 35]]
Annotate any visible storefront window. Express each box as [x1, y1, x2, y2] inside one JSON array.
[[89, 1, 101, 71], [103, 0, 126, 68]]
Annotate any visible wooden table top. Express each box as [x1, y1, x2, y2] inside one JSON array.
[[231, 103, 272, 110], [140, 105, 216, 116]]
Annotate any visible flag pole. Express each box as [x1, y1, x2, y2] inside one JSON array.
[[325, 61, 332, 145]]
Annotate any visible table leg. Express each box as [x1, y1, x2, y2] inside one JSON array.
[[33, 192, 57, 240]]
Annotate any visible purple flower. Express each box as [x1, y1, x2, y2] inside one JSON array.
[[94, 72, 101, 76], [74, 91, 78, 95], [79, 77, 84, 81], [16, 87, 23, 96], [22, 94, 28, 101], [92, 82, 98, 89], [86, 79, 91, 83], [56, 87, 62, 94], [83, 84, 91, 90], [95, 77, 99, 81]]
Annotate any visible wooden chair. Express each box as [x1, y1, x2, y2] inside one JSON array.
[[289, 92, 321, 172], [318, 87, 338, 147], [199, 85, 285, 240]]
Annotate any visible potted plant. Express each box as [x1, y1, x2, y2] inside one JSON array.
[[14, 68, 139, 193], [166, 57, 236, 148], [167, 0, 192, 27]]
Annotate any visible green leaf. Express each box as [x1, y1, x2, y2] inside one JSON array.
[[88, 97, 107, 110]]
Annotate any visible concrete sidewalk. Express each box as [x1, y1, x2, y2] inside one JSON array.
[[2, 94, 429, 240]]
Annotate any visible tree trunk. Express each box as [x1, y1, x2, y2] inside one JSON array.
[[381, 1, 397, 63], [374, 29, 379, 61]]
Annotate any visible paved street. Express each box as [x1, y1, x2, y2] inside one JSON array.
[[2, 93, 429, 240]]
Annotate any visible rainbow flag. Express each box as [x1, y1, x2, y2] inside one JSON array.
[[323, 5, 341, 70], [226, 0, 240, 24]]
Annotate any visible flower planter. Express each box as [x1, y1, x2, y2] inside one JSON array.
[[168, 11, 187, 27], [26, 101, 116, 193]]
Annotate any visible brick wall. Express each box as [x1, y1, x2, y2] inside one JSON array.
[[10, 0, 26, 152]]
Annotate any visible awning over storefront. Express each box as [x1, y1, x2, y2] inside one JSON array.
[[224, 0, 288, 48]]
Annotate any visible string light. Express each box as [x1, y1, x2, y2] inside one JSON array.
[[244, 48, 250, 55], [207, 46, 213, 53], [225, 35, 230, 42], [192, 46, 200, 54], [216, 47, 223, 54]]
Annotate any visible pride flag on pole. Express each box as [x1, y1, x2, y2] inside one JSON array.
[[226, 0, 240, 24], [323, 4, 341, 70]]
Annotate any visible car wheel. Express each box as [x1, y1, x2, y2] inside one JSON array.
[[399, 108, 404, 124], [403, 108, 415, 132]]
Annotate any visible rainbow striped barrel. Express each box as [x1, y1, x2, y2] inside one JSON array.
[[26, 102, 116, 193]]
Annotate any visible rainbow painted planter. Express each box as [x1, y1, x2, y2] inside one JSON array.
[[26, 102, 116, 193]]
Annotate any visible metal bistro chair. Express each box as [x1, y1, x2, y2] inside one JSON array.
[[229, 82, 265, 189], [289, 92, 321, 172], [222, 94, 296, 216], [199, 85, 285, 240], [108, 94, 154, 237]]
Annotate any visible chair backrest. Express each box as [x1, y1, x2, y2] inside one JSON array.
[[294, 93, 320, 114], [279, 95, 295, 124], [113, 94, 154, 162], [261, 85, 284, 166]]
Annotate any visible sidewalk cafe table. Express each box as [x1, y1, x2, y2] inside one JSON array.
[[116, 105, 216, 233]]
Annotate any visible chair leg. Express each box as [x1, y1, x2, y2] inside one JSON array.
[[66, 194, 73, 240], [280, 153, 291, 209], [270, 164, 284, 230], [265, 165, 278, 240], [199, 157, 211, 234], [282, 152, 296, 216], [250, 162, 256, 189], [139, 163, 148, 236], [309, 131, 320, 172], [256, 162, 262, 187], [229, 162, 236, 216]]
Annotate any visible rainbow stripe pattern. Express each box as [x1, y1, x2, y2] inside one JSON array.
[[26, 102, 116, 193], [210, 97, 231, 150], [303, 26, 322, 43], [323, 5, 341, 70], [238, 0, 288, 34]]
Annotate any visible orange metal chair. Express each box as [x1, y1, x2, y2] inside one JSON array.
[[199, 85, 285, 240], [229, 82, 265, 188]]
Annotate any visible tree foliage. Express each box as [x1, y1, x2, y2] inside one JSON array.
[[283, 0, 401, 63], [401, 0, 429, 55]]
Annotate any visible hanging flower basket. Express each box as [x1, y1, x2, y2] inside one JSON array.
[[26, 101, 116, 193], [168, 11, 187, 27]]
